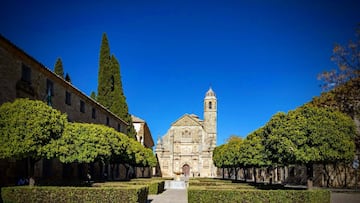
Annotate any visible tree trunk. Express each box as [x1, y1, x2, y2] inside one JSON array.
[[110, 164, 115, 180], [222, 168, 225, 179], [141, 167, 145, 177], [253, 167, 257, 183], [243, 168, 247, 182], [306, 163, 314, 189], [283, 166, 288, 184], [28, 158, 38, 179], [235, 167, 239, 180], [323, 164, 330, 187], [28, 158, 43, 185], [344, 162, 347, 187]]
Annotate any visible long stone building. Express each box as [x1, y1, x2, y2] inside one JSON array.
[[155, 88, 217, 178], [132, 115, 155, 177], [0, 34, 154, 185]]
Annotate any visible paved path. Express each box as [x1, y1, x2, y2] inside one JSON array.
[[147, 189, 187, 203], [331, 192, 360, 203], [147, 189, 360, 203]]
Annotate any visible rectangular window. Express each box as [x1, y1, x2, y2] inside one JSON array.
[[46, 79, 54, 96], [106, 117, 109, 126], [92, 108, 96, 119], [65, 91, 71, 105], [21, 64, 31, 83], [117, 123, 121, 132], [80, 100, 85, 113]]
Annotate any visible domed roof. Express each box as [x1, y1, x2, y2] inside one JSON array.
[[205, 87, 216, 98]]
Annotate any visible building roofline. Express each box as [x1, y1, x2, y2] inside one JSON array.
[[0, 34, 128, 126], [171, 113, 203, 126]]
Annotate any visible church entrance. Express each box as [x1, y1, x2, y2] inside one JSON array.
[[182, 164, 190, 177]]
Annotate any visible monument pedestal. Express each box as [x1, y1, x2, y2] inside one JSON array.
[[165, 180, 186, 189]]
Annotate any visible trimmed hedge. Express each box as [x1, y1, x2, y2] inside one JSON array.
[[188, 187, 330, 203], [131, 179, 165, 194], [93, 179, 165, 195], [1, 185, 148, 203]]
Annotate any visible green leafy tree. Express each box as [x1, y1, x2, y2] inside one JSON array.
[[213, 144, 227, 179], [54, 123, 113, 163], [128, 140, 157, 177], [54, 58, 64, 78], [239, 131, 268, 183], [261, 112, 297, 166], [226, 136, 243, 180], [54, 122, 135, 180], [97, 33, 136, 139], [0, 98, 67, 176], [213, 136, 242, 179], [264, 105, 356, 188]]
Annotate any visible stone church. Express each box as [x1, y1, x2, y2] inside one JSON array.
[[155, 88, 217, 178]]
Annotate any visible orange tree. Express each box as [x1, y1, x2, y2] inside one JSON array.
[[262, 105, 356, 188], [0, 98, 67, 176]]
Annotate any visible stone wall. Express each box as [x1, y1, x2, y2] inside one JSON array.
[[0, 35, 129, 186]]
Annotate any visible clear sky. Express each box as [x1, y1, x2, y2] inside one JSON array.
[[1, 0, 359, 145]]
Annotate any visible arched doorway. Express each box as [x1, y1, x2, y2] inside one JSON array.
[[182, 164, 190, 177]]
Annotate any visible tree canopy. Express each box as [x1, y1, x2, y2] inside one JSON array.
[[262, 106, 356, 165], [54, 123, 114, 163], [0, 98, 156, 179], [239, 130, 268, 168], [0, 98, 67, 160], [96, 33, 136, 139], [213, 105, 356, 186], [54, 58, 64, 78], [53, 122, 156, 167]]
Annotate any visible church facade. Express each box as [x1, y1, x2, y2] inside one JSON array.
[[155, 88, 217, 178]]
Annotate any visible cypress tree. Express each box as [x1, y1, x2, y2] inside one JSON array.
[[90, 91, 97, 100], [110, 55, 137, 139], [54, 58, 64, 78], [65, 73, 71, 83], [97, 33, 136, 139], [97, 33, 112, 108]]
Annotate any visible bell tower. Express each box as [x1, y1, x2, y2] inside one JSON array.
[[203, 87, 217, 148]]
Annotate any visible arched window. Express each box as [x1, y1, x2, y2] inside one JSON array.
[[209, 101, 212, 109]]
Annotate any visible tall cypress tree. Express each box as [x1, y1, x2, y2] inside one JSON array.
[[90, 91, 97, 100], [110, 55, 137, 139], [97, 33, 136, 139], [54, 58, 64, 78], [65, 73, 71, 83], [97, 33, 112, 108]]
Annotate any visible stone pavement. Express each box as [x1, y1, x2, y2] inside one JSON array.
[[147, 188, 360, 203], [331, 192, 360, 203], [147, 189, 187, 203]]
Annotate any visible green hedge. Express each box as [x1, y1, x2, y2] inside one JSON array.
[[188, 187, 330, 203], [130, 179, 165, 194], [93, 179, 165, 195], [1, 185, 148, 203]]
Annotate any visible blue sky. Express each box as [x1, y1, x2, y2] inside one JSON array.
[[1, 0, 359, 145]]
